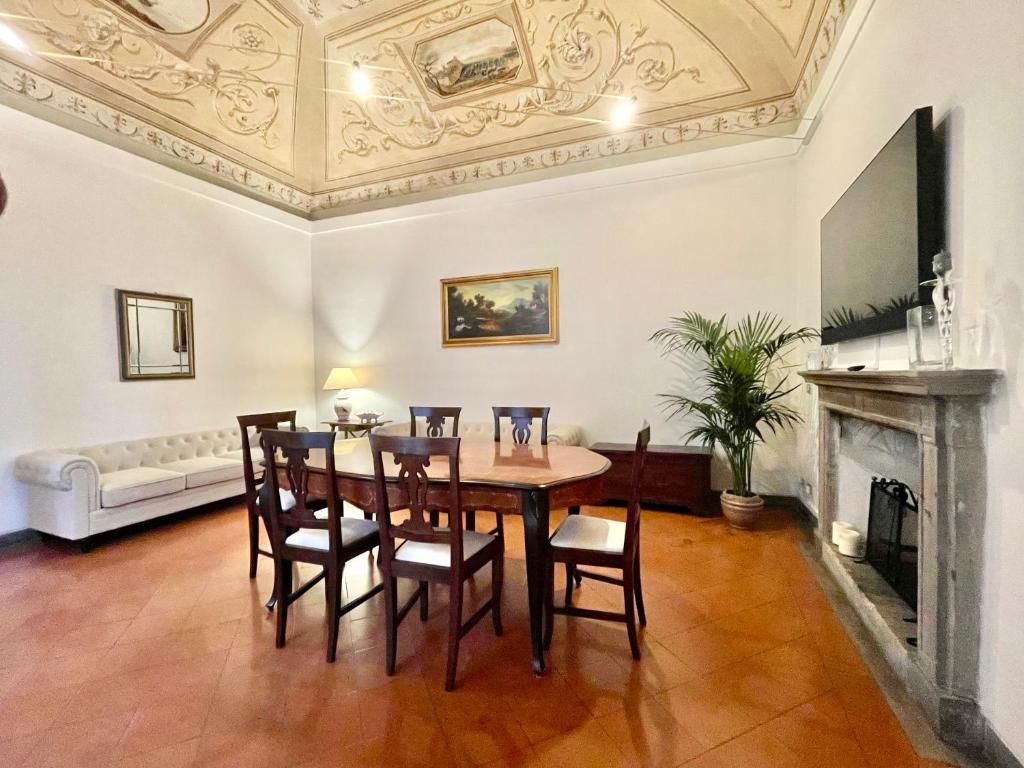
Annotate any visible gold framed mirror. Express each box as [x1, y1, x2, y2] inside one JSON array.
[[116, 290, 195, 380]]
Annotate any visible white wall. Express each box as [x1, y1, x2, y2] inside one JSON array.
[[310, 153, 807, 495], [792, 0, 1024, 757], [0, 104, 317, 536]]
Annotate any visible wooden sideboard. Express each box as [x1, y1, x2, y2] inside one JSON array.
[[590, 442, 715, 516]]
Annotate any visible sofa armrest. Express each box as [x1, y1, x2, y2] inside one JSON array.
[[16, 451, 100, 493], [548, 425, 584, 447], [15, 451, 100, 540]]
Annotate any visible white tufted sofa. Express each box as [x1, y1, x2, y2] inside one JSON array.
[[375, 421, 584, 446], [15, 427, 261, 541]]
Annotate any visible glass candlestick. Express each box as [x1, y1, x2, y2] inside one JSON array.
[[923, 250, 956, 370]]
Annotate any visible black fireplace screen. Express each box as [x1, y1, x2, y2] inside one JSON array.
[[866, 478, 919, 611]]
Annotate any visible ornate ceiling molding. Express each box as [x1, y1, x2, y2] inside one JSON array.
[[0, 0, 861, 218], [0, 57, 313, 211]]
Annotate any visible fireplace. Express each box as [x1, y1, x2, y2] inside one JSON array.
[[866, 477, 919, 612], [800, 369, 998, 750]]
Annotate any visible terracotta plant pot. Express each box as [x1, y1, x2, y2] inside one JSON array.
[[720, 490, 764, 530]]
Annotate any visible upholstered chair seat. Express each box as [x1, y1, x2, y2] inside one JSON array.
[[395, 530, 496, 567], [550, 515, 626, 555], [284, 518, 378, 552]]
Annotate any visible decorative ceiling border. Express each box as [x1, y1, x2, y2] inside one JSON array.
[[310, 0, 856, 216], [0, 58, 314, 214], [0, 0, 856, 219]]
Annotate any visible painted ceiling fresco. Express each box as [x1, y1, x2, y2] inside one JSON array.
[[0, 0, 859, 218]]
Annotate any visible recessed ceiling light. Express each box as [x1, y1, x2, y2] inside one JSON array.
[[350, 62, 372, 99], [610, 96, 637, 130], [0, 21, 28, 53]]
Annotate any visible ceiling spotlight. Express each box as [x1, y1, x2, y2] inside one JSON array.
[[0, 21, 29, 53], [350, 61, 372, 99], [610, 96, 637, 130]]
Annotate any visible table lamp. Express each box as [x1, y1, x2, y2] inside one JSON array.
[[323, 367, 359, 420]]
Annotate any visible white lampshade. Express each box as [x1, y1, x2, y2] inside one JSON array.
[[323, 367, 359, 391]]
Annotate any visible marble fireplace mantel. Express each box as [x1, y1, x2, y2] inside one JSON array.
[[800, 368, 1000, 750]]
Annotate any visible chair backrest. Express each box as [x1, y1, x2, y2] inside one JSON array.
[[236, 411, 297, 511], [261, 429, 343, 550], [369, 434, 463, 565], [492, 406, 550, 445], [624, 423, 651, 556], [409, 406, 462, 438]]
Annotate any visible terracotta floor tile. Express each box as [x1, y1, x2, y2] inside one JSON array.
[[0, 687, 76, 738], [116, 738, 200, 768], [116, 699, 211, 757], [529, 720, 631, 768], [595, 695, 705, 767], [21, 712, 133, 768], [657, 671, 776, 749], [0, 503, 951, 768]]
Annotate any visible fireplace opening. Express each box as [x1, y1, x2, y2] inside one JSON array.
[[865, 477, 919, 614]]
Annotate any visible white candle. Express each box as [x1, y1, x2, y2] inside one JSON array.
[[832, 520, 856, 546], [837, 528, 865, 558]]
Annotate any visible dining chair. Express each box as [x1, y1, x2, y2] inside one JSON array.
[[409, 406, 476, 531], [369, 434, 504, 691], [261, 429, 383, 662], [409, 406, 462, 438], [492, 406, 550, 445], [237, 410, 298, 580], [544, 424, 650, 659]]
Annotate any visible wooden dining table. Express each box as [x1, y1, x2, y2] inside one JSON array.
[[287, 436, 611, 675]]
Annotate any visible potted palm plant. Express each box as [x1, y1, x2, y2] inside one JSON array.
[[651, 312, 817, 529]]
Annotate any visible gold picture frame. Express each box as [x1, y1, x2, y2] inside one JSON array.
[[117, 289, 196, 380], [440, 268, 559, 348]]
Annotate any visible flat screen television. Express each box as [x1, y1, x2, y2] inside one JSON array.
[[820, 107, 942, 344]]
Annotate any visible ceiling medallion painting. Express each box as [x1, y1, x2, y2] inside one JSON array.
[[405, 8, 534, 109], [0, 0, 862, 217], [324, 0, 745, 185]]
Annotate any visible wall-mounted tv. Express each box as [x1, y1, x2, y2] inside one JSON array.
[[820, 107, 943, 344]]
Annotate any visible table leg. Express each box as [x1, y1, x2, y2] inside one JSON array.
[[521, 488, 550, 675]]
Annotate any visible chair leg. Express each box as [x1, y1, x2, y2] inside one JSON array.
[[248, 508, 259, 579], [465, 510, 476, 531], [491, 553, 503, 637], [419, 581, 429, 621], [326, 565, 342, 663], [634, 552, 647, 627], [623, 566, 641, 661], [564, 563, 575, 605], [544, 555, 555, 651], [445, 579, 464, 691], [568, 506, 583, 586], [385, 576, 398, 676], [274, 559, 292, 649]]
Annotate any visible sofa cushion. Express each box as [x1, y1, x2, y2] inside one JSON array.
[[100, 467, 187, 508], [160, 457, 243, 489], [223, 448, 263, 467]]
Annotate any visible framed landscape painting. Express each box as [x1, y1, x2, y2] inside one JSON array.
[[441, 268, 559, 347]]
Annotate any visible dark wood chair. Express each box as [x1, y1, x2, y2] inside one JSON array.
[[409, 407, 473, 530], [369, 434, 504, 691], [409, 406, 462, 438], [261, 429, 383, 662], [544, 424, 650, 659], [237, 410, 297, 580], [492, 406, 550, 445]]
